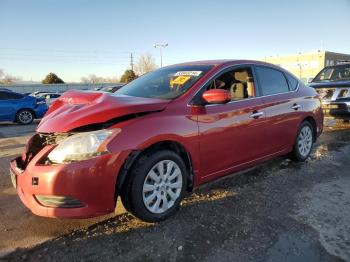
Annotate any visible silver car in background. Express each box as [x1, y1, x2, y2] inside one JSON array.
[[309, 61, 350, 122]]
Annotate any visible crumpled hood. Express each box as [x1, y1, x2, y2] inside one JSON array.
[[37, 90, 170, 133]]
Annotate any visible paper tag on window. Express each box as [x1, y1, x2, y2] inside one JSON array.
[[174, 71, 202, 76]]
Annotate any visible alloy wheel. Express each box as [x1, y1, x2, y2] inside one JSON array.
[[298, 126, 313, 157], [142, 160, 183, 214], [18, 110, 33, 124]]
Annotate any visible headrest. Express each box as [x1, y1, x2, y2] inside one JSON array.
[[234, 71, 249, 82]]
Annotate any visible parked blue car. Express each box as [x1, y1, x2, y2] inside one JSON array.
[[0, 90, 48, 124]]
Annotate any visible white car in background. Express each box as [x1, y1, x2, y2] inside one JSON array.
[[30, 92, 61, 105]]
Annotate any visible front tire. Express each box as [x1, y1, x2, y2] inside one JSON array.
[[291, 121, 314, 161], [121, 150, 187, 222], [16, 109, 34, 125]]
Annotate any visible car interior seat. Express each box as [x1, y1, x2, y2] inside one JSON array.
[[230, 71, 248, 100], [246, 76, 255, 97]]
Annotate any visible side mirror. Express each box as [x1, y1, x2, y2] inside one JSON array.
[[202, 89, 230, 104]]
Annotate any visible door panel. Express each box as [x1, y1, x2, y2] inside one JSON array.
[[0, 100, 15, 121], [198, 97, 269, 179], [262, 92, 302, 153], [253, 66, 303, 153]]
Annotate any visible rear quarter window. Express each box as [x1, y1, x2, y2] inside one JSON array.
[[285, 73, 299, 90], [255, 66, 289, 96]]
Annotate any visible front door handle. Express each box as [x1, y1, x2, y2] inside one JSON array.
[[249, 111, 264, 119], [291, 104, 302, 110], [291, 104, 301, 110]]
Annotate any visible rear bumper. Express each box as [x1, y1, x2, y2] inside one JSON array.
[[321, 101, 350, 119], [10, 146, 129, 218]]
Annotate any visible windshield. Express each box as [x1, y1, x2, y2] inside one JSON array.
[[114, 65, 213, 99], [313, 65, 350, 82]]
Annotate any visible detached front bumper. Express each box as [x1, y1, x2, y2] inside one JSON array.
[[10, 145, 128, 218], [321, 101, 350, 119]]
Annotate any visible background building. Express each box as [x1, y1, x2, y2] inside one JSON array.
[[264, 50, 350, 83]]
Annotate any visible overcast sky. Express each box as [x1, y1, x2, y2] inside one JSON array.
[[1, 0, 349, 82]]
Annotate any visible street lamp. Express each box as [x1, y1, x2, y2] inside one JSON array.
[[153, 43, 168, 68]]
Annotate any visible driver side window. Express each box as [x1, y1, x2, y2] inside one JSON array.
[[206, 67, 256, 101]]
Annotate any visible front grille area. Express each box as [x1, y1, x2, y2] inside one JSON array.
[[316, 87, 350, 101], [316, 88, 336, 100], [35, 195, 84, 208], [23, 132, 72, 168]]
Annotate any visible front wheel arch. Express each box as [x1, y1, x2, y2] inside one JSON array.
[[115, 140, 194, 202], [120, 149, 188, 222]]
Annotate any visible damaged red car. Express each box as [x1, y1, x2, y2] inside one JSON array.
[[10, 60, 323, 222]]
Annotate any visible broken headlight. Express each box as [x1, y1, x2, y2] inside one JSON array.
[[47, 129, 120, 163]]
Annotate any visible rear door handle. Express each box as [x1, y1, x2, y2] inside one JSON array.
[[291, 104, 302, 110], [249, 111, 264, 119]]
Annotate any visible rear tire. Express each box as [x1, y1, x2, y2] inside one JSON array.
[[120, 150, 187, 222], [16, 109, 34, 125], [291, 121, 314, 161]]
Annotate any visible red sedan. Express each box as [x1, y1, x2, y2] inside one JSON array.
[[10, 60, 323, 222]]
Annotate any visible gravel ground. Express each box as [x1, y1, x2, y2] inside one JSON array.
[[1, 120, 350, 262]]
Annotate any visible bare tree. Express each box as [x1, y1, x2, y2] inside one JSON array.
[[1, 75, 20, 84], [0, 69, 21, 84], [81, 74, 119, 83], [134, 53, 157, 76]]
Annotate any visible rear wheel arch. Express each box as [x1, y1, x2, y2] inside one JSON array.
[[115, 140, 194, 202], [301, 116, 317, 142], [290, 120, 314, 161]]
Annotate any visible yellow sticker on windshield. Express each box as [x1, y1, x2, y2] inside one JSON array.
[[171, 76, 191, 86]]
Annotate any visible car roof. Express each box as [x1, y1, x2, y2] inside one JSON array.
[[0, 90, 22, 95], [169, 59, 277, 68], [38, 92, 60, 95]]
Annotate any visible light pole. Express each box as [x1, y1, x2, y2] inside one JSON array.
[[153, 43, 168, 68]]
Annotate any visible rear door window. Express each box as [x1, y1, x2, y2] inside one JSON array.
[[255, 66, 289, 96], [0, 91, 7, 100], [0, 91, 23, 100]]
